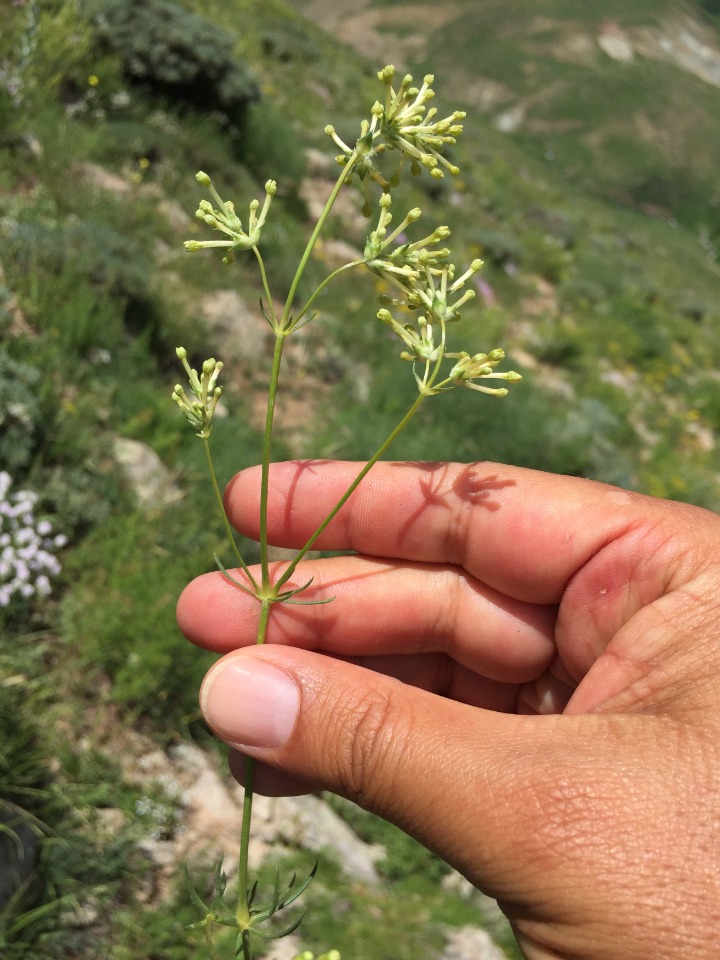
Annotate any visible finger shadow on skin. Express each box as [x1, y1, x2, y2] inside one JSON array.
[[224, 458, 335, 543], [278, 458, 336, 537]]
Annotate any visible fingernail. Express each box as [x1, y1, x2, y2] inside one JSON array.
[[200, 655, 299, 749]]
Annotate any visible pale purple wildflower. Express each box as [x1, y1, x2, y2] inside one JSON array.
[[0, 471, 67, 608]]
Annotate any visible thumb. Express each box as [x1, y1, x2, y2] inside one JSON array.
[[199, 645, 610, 895], [200, 645, 718, 958]]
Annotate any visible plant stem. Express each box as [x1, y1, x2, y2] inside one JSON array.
[[275, 390, 426, 592], [259, 334, 287, 589], [253, 247, 278, 328], [232, 153, 361, 960], [205, 924, 223, 960], [239, 930, 252, 960], [280, 154, 358, 327], [292, 259, 363, 328], [258, 154, 360, 591], [234, 599, 271, 957], [236, 752, 256, 920], [203, 437, 259, 592]]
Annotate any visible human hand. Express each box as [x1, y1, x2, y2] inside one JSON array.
[[177, 461, 720, 960]]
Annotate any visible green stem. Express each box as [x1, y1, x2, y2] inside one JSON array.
[[280, 153, 358, 329], [259, 335, 287, 588], [204, 924, 218, 960], [253, 246, 278, 328], [239, 930, 252, 960], [203, 437, 259, 592], [258, 155, 360, 589], [275, 391, 426, 592], [236, 753, 256, 919], [292, 260, 363, 328], [235, 600, 270, 956], [232, 152, 361, 960]]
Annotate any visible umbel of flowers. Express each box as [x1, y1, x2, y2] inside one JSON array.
[[174, 66, 521, 960]]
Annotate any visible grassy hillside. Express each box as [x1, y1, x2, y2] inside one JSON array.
[[365, 0, 720, 227], [1, 0, 719, 957], [290, 0, 720, 503]]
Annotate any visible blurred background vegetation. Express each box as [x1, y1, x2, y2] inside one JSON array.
[[1, 0, 719, 956]]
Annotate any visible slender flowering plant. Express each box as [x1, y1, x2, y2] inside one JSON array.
[[174, 65, 521, 960]]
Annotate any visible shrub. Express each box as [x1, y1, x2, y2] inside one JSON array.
[[258, 17, 322, 64], [83, 0, 259, 126], [470, 228, 521, 269], [0, 218, 151, 356], [3, 218, 150, 302], [0, 679, 46, 928], [0, 348, 41, 476]]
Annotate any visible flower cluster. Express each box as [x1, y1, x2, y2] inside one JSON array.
[[0, 471, 67, 609], [373, 65, 465, 178], [364, 193, 448, 286], [326, 64, 466, 211], [365, 194, 520, 396], [328, 66, 522, 400], [447, 348, 523, 396], [184, 171, 277, 263], [171, 347, 224, 439]]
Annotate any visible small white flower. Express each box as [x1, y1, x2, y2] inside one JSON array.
[[15, 527, 34, 546], [35, 575, 51, 597], [0, 474, 66, 609]]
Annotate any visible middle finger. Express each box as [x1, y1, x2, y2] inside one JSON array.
[[177, 554, 557, 684]]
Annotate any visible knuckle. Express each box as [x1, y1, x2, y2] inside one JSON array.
[[328, 681, 409, 811]]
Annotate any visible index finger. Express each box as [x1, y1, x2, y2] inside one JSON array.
[[225, 460, 700, 604]]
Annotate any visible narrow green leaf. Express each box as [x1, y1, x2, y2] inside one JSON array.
[[184, 862, 210, 914], [278, 861, 318, 909], [215, 554, 258, 597], [251, 909, 306, 941]]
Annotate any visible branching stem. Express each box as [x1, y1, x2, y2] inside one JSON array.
[[275, 390, 426, 592], [233, 160, 361, 958], [203, 437, 258, 592], [293, 259, 363, 327], [280, 155, 358, 328]]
